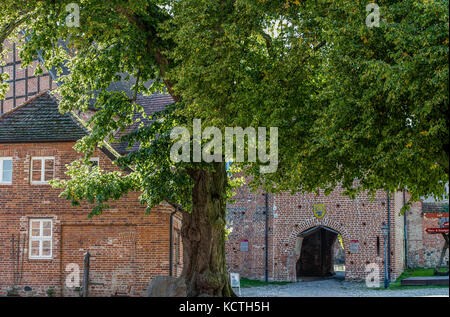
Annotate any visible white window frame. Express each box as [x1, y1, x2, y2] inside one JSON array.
[[89, 157, 100, 167], [29, 218, 53, 259], [87, 157, 100, 173], [0, 157, 13, 185], [30, 156, 55, 185]]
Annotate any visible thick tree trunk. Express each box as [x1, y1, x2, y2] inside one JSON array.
[[181, 162, 236, 297]]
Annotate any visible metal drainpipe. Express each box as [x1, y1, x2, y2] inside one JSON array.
[[387, 192, 391, 281], [83, 251, 90, 297], [403, 189, 408, 269], [169, 210, 177, 277], [265, 192, 269, 282]]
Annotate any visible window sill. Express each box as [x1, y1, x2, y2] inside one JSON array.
[[28, 257, 54, 260]]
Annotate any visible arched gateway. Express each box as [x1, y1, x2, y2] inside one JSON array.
[[295, 226, 345, 279], [226, 188, 408, 283]]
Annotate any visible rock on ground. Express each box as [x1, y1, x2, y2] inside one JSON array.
[[146, 276, 187, 297]]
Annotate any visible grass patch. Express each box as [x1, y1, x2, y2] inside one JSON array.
[[389, 268, 448, 290], [240, 278, 291, 288], [370, 267, 448, 291]]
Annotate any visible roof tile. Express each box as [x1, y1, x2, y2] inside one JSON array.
[[0, 91, 87, 143]]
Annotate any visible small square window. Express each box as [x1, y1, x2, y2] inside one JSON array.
[[89, 157, 99, 167], [0, 157, 13, 184], [31, 157, 55, 184], [29, 219, 53, 259], [88, 157, 99, 171]]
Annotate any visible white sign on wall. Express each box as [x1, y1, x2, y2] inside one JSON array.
[[230, 272, 241, 296], [350, 240, 360, 254], [240, 240, 249, 252]]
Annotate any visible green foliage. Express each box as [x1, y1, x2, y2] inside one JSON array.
[[1, 0, 193, 214], [6, 286, 20, 297], [46, 287, 55, 297], [164, 0, 449, 205], [337, 234, 344, 250], [1, 0, 448, 217], [296, 0, 449, 206], [240, 278, 291, 289]]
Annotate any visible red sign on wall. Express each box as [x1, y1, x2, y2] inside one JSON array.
[[426, 228, 449, 234], [424, 212, 448, 219]]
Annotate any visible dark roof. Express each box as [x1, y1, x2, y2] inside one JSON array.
[[0, 91, 87, 143], [0, 87, 174, 155], [111, 93, 174, 154], [87, 74, 156, 111], [2, 36, 173, 154]]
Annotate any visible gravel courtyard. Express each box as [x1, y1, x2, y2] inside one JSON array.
[[240, 277, 449, 297]]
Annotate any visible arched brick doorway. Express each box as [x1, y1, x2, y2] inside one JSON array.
[[296, 226, 344, 278]]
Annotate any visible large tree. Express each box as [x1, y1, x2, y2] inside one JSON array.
[[162, 0, 448, 204], [1, 0, 448, 296], [288, 0, 449, 204]]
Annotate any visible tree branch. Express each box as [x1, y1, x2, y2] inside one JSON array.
[[0, 12, 33, 53], [116, 6, 180, 102], [259, 30, 275, 59]]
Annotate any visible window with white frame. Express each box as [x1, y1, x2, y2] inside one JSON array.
[[84, 157, 100, 174], [30, 157, 55, 184], [29, 219, 52, 259], [89, 157, 99, 170], [0, 157, 13, 184]]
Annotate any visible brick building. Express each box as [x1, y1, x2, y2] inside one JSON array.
[[0, 92, 183, 297], [1, 37, 448, 296], [406, 199, 449, 269], [225, 183, 448, 283], [0, 39, 183, 296]]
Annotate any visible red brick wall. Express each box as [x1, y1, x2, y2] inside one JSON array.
[[406, 200, 449, 268], [226, 185, 406, 282], [0, 142, 182, 297]]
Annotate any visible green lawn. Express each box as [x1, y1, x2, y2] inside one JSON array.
[[377, 268, 449, 290], [240, 278, 291, 288]]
